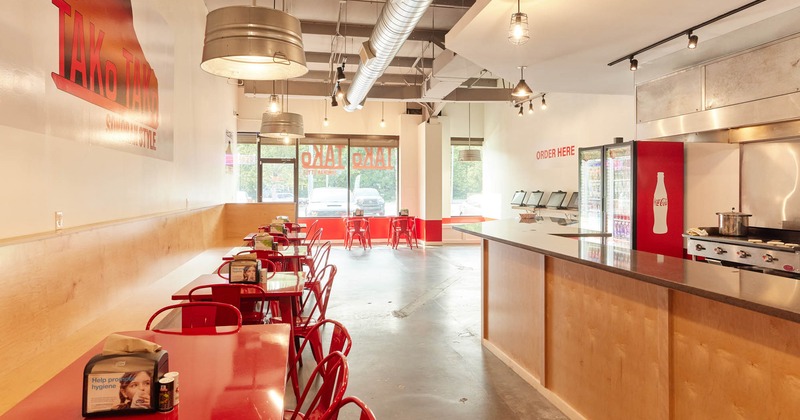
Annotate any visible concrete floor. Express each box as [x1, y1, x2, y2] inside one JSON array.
[[294, 244, 568, 420]]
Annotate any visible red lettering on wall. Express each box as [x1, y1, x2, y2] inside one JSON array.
[[536, 144, 576, 160]]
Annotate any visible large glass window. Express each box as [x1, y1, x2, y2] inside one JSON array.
[[350, 138, 398, 216], [451, 142, 483, 216], [298, 138, 349, 217]]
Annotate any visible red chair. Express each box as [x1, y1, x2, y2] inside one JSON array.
[[302, 242, 332, 315], [344, 218, 371, 250], [145, 302, 242, 335], [288, 319, 352, 402], [189, 284, 268, 325], [269, 233, 290, 247], [390, 216, 416, 249], [285, 351, 349, 420], [274, 264, 336, 359], [324, 396, 376, 420], [304, 219, 320, 242], [233, 250, 286, 273]]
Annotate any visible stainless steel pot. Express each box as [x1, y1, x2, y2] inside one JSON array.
[[716, 208, 751, 236]]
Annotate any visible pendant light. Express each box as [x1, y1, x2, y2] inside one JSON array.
[[511, 66, 532, 98], [459, 103, 481, 162], [528, 101, 534, 114], [323, 98, 330, 127], [508, 0, 530, 45], [540, 94, 548, 110], [379, 102, 386, 128], [687, 31, 699, 49], [260, 81, 304, 139], [201, 3, 308, 80]]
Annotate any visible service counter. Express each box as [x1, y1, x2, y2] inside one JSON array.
[[455, 219, 800, 420]]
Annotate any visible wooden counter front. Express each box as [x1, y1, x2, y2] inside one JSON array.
[[457, 219, 800, 420]]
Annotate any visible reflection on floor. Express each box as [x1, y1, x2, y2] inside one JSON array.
[[289, 245, 567, 420]]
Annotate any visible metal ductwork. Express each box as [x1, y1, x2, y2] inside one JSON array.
[[343, 0, 433, 112]]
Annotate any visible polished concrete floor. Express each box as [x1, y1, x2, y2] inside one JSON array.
[[298, 244, 568, 420]]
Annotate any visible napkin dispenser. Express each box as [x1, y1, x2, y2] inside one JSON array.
[[253, 232, 274, 250], [229, 257, 261, 284], [82, 350, 168, 416]]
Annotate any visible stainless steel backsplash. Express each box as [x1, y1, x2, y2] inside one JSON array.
[[741, 140, 800, 229]]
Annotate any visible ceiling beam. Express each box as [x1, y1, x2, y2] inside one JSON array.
[[305, 52, 434, 69], [301, 21, 446, 49], [293, 70, 425, 85]]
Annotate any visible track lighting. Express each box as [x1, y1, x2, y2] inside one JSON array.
[[687, 32, 698, 49], [511, 66, 532, 98], [268, 94, 280, 113], [517, 106, 524, 116], [608, 0, 764, 69], [331, 95, 338, 107], [629, 57, 638, 72], [540, 94, 547, 110], [528, 101, 534, 114], [336, 64, 346, 82], [508, 0, 530, 45]]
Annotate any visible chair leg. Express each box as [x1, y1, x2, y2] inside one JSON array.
[[309, 328, 323, 365]]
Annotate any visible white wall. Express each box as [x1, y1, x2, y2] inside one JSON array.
[[0, 0, 236, 239], [684, 143, 740, 229], [483, 93, 636, 220]]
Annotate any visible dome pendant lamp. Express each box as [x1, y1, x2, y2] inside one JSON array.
[[508, 0, 530, 45], [459, 104, 481, 162], [511, 66, 533, 98], [201, 5, 308, 80], [260, 81, 304, 139]]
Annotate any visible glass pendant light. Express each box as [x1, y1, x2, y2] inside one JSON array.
[[260, 81, 304, 139], [508, 0, 530, 45]]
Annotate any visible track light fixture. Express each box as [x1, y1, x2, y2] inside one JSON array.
[[331, 95, 338, 107], [511, 66, 532, 98], [540, 94, 548, 110], [528, 101, 534, 114], [508, 0, 530, 45], [608, 0, 764, 69], [629, 57, 638, 72], [687, 31, 698, 49], [517, 106, 524, 117]]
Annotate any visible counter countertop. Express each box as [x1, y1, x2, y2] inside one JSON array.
[[455, 219, 800, 323]]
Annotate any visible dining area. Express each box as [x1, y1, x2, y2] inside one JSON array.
[[3, 219, 376, 420]]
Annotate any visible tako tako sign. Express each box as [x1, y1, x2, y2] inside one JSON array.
[[301, 145, 395, 175]]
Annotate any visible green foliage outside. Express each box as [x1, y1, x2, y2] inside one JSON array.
[[451, 145, 483, 200]]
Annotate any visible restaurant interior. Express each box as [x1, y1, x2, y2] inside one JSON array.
[[2, 0, 800, 419]]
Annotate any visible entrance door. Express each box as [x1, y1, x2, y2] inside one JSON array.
[[259, 159, 297, 204]]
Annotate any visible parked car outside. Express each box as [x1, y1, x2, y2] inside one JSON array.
[[306, 187, 355, 217], [354, 188, 385, 216]]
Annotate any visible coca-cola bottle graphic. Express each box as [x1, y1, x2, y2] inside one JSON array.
[[653, 172, 668, 234]]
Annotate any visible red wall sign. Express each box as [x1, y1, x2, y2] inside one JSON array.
[[536, 145, 575, 160], [51, 0, 160, 151]]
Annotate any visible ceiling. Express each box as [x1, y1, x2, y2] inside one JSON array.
[[204, 0, 800, 106]]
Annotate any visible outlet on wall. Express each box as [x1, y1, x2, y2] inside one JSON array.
[[55, 211, 64, 230]]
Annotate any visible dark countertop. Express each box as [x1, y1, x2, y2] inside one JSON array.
[[455, 219, 800, 324]]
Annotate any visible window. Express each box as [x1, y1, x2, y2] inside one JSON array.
[[350, 138, 398, 217], [451, 140, 483, 217]]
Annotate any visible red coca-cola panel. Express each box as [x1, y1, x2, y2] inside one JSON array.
[[635, 142, 684, 258]]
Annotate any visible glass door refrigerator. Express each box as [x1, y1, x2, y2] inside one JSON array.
[[579, 141, 684, 259], [578, 146, 604, 233]]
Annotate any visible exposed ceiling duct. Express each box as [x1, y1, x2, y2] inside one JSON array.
[[343, 0, 433, 112]]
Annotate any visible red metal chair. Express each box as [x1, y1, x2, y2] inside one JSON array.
[[285, 351, 349, 420], [344, 217, 371, 250], [390, 216, 415, 249], [145, 302, 242, 335], [324, 396, 376, 420], [284, 222, 303, 233], [188, 284, 268, 325], [288, 319, 352, 402], [304, 219, 320, 242], [302, 242, 332, 315]]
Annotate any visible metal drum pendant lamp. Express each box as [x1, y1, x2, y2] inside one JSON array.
[[201, 5, 308, 80], [260, 82, 304, 139], [459, 104, 481, 162]]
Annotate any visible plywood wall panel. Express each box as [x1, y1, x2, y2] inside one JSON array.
[[545, 258, 669, 420], [222, 203, 296, 239], [672, 291, 800, 419], [485, 242, 545, 380]]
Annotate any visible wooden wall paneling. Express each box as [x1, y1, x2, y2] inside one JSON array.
[[545, 258, 667, 420], [222, 203, 296, 239], [671, 291, 800, 419], [485, 242, 545, 381], [0, 206, 225, 412]]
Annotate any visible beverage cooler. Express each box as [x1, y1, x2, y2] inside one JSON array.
[[578, 141, 684, 258]]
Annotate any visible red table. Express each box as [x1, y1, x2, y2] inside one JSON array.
[[223, 246, 311, 272], [3, 324, 291, 419], [172, 272, 305, 398]]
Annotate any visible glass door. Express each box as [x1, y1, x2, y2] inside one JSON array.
[[604, 142, 633, 247], [259, 159, 297, 203]]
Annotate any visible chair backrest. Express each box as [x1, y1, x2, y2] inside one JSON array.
[[290, 351, 349, 420], [306, 219, 320, 238], [312, 241, 332, 276], [269, 233, 290, 246], [324, 396, 376, 420], [392, 217, 410, 232], [231, 252, 280, 276], [145, 302, 242, 335], [294, 319, 352, 366], [300, 264, 337, 329], [304, 227, 324, 254], [188, 284, 267, 325]]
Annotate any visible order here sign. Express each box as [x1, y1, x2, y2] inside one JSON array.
[[536, 145, 575, 160]]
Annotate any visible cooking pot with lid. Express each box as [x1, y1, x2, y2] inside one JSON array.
[[716, 208, 751, 236]]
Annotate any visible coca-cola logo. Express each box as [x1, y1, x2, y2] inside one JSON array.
[[654, 198, 668, 206]]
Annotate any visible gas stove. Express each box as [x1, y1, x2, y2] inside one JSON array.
[[685, 227, 800, 277]]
